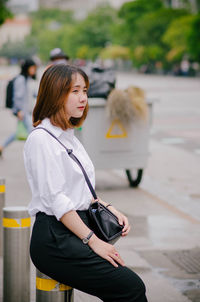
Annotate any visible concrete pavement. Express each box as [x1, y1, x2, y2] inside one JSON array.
[[0, 71, 200, 302]]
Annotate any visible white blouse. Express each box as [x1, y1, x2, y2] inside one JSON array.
[[23, 118, 95, 220]]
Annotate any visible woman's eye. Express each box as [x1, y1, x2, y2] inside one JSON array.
[[72, 90, 78, 93]]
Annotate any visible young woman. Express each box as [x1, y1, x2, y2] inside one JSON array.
[[24, 64, 148, 302]]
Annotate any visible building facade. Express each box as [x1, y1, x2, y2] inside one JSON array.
[[0, 15, 31, 48]]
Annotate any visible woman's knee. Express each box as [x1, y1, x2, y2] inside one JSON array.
[[122, 269, 147, 302]]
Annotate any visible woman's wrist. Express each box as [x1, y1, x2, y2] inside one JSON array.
[[88, 233, 98, 247]]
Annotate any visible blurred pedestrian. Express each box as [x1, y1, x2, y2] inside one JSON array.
[[0, 58, 37, 157], [24, 64, 148, 302], [180, 58, 190, 76], [49, 47, 70, 65]]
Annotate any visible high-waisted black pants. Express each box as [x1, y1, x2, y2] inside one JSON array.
[[30, 211, 148, 302]]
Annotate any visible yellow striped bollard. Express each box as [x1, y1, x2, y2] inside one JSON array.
[[36, 269, 74, 302], [3, 206, 31, 302], [0, 178, 5, 256]]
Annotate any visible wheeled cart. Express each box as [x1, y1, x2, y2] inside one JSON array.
[[75, 98, 155, 187]]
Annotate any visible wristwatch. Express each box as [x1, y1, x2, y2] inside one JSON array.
[[82, 231, 94, 244]]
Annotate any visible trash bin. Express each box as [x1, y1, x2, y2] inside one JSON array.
[[75, 98, 155, 187]]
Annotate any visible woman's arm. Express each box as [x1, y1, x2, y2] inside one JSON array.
[[12, 76, 26, 116], [60, 210, 125, 268]]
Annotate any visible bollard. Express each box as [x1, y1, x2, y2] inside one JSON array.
[[3, 206, 31, 302], [36, 269, 74, 302], [0, 178, 5, 256]]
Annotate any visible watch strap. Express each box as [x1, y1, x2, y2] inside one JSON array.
[[82, 231, 94, 244]]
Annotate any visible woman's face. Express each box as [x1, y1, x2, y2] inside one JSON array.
[[65, 73, 88, 120], [28, 65, 37, 77]]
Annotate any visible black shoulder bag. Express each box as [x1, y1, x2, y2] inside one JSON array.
[[33, 127, 123, 243]]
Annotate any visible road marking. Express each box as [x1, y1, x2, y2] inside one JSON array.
[[142, 190, 200, 225], [161, 137, 185, 144]]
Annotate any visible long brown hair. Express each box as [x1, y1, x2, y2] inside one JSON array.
[[33, 64, 89, 129]]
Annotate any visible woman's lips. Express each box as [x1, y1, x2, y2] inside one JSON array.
[[78, 106, 85, 110]]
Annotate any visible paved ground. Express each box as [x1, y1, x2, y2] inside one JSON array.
[[0, 69, 200, 302]]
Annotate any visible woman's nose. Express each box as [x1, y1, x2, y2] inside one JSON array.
[[80, 93, 87, 103]]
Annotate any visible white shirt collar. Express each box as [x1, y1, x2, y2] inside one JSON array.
[[39, 118, 74, 140]]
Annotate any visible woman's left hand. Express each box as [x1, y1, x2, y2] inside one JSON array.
[[107, 206, 131, 237], [96, 198, 131, 236]]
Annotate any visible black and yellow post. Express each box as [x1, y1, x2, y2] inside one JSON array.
[[3, 206, 31, 302], [36, 269, 74, 302], [0, 178, 5, 256]]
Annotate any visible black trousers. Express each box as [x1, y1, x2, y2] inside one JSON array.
[[30, 211, 148, 302]]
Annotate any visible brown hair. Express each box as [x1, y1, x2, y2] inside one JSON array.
[[33, 64, 89, 129]]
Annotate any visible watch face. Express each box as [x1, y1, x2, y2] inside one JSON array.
[[83, 238, 89, 244]]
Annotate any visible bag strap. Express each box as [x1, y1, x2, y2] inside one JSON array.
[[33, 127, 98, 200]]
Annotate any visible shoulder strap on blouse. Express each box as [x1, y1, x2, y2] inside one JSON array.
[[33, 127, 98, 201]]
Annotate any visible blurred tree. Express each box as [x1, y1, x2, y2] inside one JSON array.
[[2, 2, 198, 71], [132, 45, 164, 69], [27, 8, 76, 62], [187, 14, 200, 61], [0, 40, 36, 59], [0, 0, 12, 25], [76, 45, 101, 60], [30, 8, 74, 24], [118, 0, 164, 45], [126, 5, 188, 69], [135, 8, 188, 47], [74, 5, 117, 49], [27, 5, 118, 62], [100, 45, 130, 60], [163, 15, 194, 62], [197, 0, 200, 11]]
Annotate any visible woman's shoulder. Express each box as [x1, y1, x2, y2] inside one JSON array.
[[14, 74, 26, 85], [25, 128, 51, 150]]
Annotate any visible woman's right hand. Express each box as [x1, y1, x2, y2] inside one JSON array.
[[17, 110, 24, 120], [88, 234, 125, 268]]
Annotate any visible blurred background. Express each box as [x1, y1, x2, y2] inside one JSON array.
[[0, 0, 199, 75]]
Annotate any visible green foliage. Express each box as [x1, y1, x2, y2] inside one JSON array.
[[187, 14, 200, 61], [74, 5, 117, 49], [100, 45, 130, 60], [27, 8, 76, 61], [135, 8, 188, 47], [119, 0, 163, 25], [118, 0, 163, 45], [26, 5, 118, 62], [132, 45, 164, 67], [0, 0, 12, 25], [197, 0, 200, 12], [0, 40, 36, 59], [163, 15, 194, 62], [1, 0, 199, 69], [118, 1, 192, 68], [30, 8, 74, 23], [76, 45, 101, 60]]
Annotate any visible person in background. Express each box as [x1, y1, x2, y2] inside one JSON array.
[[0, 58, 37, 157], [23, 64, 148, 302], [49, 48, 70, 65]]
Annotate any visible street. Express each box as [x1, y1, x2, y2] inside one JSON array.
[[0, 69, 200, 302]]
